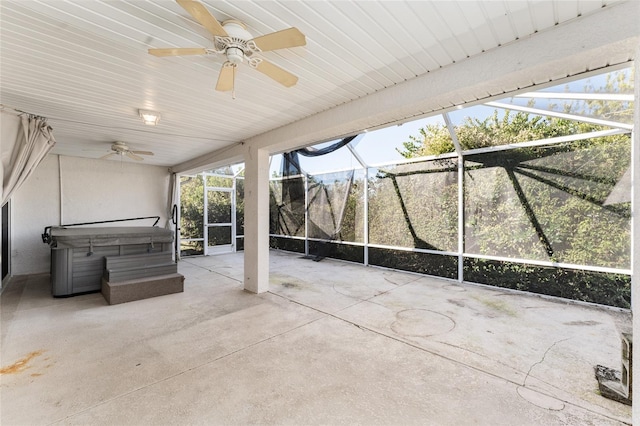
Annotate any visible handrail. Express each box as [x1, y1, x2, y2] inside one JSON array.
[[42, 216, 161, 244]]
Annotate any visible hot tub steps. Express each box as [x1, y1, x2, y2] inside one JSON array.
[[102, 273, 184, 305], [101, 252, 184, 305]]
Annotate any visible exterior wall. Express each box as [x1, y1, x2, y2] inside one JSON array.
[[11, 155, 170, 275], [11, 156, 60, 276]]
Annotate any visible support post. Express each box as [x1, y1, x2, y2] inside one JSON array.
[[243, 145, 270, 293], [457, 155, 464, 283], [444, 113, 465, 283], [632, 52, 639, 422]]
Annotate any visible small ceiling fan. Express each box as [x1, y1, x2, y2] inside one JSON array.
[[100, 142, 154, 161], [149, 0, 306, 96]]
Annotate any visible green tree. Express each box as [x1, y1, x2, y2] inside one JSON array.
[[398, 110, 587, 158], [180, 175, 204, 254], [399, 68, 634, 158], [390, 69, 633, 307]]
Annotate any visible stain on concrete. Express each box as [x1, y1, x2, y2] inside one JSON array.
[[476, 297, 517, 317], [564, 320, 600, 326], [270, 274, 318, 293], [448, 299, 466, 308], [0, 350, 45, 375], [391, 309, 456, 337]]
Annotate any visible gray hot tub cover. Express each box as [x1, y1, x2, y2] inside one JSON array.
[[49, 226, 173, 249]]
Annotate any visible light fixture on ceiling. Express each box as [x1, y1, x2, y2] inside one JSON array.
[[139, 109, 161, 126]]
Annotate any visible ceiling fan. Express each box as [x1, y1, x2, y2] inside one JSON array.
[[100, 142, 154, 161], [148, 0, 306, 96]]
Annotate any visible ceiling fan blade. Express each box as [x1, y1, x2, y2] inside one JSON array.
[[148, 48, 207, 57], [251, 27, 306, 52], [100, 153, 117, 160], [176, 0, 228, 37], [131, 150, 154, 156], [126, 152, 144, 161], [216, 62, 235, 92], [255, 60, 298, 87]]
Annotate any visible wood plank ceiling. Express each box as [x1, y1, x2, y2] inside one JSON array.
[[0, 0, 623, 167]]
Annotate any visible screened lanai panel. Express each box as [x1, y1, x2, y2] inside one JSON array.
[[369, 248, 458, 279], [505, 96, 635, 126], [206, 175, 233, 188], [464, 134, 631, 269], [207, 191, 232, 224], [207, 166, 235, 175], [307, 170, 365, 243], [179, 175, 204, 255], [368, 159, 458, 251], [207, 226, 231, 246], [269, 154, 284, 178], [308, 241, 364, 263], [297, 140, 362, 174], [180, 176, 204, 239], [508, 67, 634, 125], [270, 178, 305, 237], [269, 236, 305, 253], [354, 115, 451, 163], [464, 258, 631, 309], [236, 177, 244, 237], [447, 106, 589, 151]]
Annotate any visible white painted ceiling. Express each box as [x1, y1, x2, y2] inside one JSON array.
[[0, 0, 625, 168]]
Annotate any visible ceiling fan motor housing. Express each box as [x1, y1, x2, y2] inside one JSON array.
[[220, 20, 254, 64], [112, 141, 128, 153]]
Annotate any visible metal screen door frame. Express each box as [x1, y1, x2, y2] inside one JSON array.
[[204, 183, 236, 255]]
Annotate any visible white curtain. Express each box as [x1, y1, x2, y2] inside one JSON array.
[[1, 112, 56, 206]]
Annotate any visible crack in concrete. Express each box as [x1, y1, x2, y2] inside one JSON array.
[[160, 258, 625, 424], [330, 272, 418, 303], [522, 337, 572, 387], [383, 274, 422, 286], [270, 291, 627, 423], [181, 259, 242, 283]]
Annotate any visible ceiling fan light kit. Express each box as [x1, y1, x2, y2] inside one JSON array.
[[148, 0, 306, 97], [138, 109, 161, 125], [100, 141, 155, 162]]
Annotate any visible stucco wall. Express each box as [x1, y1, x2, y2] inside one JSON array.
[[11, 155, 170, 275]]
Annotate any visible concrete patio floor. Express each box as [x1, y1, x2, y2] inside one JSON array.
[[1, 250, 632, 425]]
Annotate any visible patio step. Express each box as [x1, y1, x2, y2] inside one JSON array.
[[104, 252, 177, 282], [101, 273, 184, 305]]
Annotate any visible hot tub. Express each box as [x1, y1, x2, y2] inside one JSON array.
[[48, 226, 173, 296]]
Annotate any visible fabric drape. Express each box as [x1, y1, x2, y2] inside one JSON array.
[[166, 171, 176, 228], [1, 112, 56, 206]]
